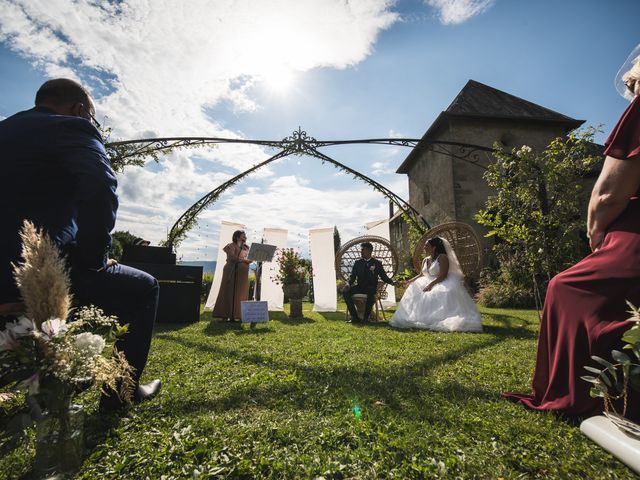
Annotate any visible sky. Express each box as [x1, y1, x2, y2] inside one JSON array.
[[0, 0, 638, 260]]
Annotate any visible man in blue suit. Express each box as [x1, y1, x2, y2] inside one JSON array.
[[342, 242, 396, 323], [0, 78, 160, 410]]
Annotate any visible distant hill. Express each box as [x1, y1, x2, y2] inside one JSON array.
[[178, 260, 216, 274]]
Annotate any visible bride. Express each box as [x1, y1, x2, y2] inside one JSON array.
[[390, 237, 482, 332]]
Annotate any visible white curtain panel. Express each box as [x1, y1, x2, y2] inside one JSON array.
[[309, 227, 337, 312], [205, 220, 245, 310], [260, 228, 288, 311], [366, 219, 396, 307]]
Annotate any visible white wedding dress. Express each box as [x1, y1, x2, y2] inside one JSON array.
[[390, 245, 482, 332]]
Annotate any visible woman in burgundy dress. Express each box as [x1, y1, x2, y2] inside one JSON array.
[[504, 51, 640, 419]]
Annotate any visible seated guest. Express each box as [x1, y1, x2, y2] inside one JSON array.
[[343, 242, 397, 323], [503, 53, 640, 419], [390, 237, 482, 332], [0, 78, 161, 411]]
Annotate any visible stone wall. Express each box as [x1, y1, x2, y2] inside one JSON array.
[[405, 117, 597, 253]]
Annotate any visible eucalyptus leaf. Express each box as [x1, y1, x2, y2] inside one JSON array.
[[622, 328, 640, 345], [580, 375, 598, 384], [611, 350, 631, 365], [591, 355, 615, 370], [598, 371, 613, 388], [583, 366, 602, 375], [591, 355, 618, 382]]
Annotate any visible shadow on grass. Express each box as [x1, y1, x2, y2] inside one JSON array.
[[269, 311, 316, 325], [482, 324, 537, 340], [153, 331, 507, 418], [315, 311, 394, 325], [202, 320, 275, 336], [155, 374, 501, 422], [153, 322, 198, 334], [202, 319, 245, 336], [485, 312, 537, 327]]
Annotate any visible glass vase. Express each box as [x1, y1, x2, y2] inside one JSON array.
[[34, 403, 84, 479]]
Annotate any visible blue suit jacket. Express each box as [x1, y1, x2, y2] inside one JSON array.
[[0, 107, 118, 302], [348, 257, 394, 291]]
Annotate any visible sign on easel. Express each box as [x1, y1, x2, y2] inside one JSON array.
[[241, 300, 269, 323], [247, 243, 277, 263]]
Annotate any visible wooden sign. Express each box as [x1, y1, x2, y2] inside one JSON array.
[[241, 300, 269, 323]]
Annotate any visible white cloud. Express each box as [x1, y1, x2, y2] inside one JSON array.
[[371, 161, 395, 175], [0, 0, 406, 258], [0, 0, 398, 141], [426, 0, 495, 25]]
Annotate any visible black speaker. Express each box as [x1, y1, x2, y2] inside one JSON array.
[[127, 263, 202, 323], [122, 245, 176, 265]]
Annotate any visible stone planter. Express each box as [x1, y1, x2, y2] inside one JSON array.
[[282, 283, 309, 318]]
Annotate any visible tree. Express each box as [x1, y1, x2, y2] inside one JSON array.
[[110, 230, 140, 261], [333, 226, 341, 255], [475, 128, 601, 305]]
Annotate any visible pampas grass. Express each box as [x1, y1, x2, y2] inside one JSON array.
[[12, 220, 72, 328]]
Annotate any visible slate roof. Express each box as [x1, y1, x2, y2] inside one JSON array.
[[396, 80, 584, 173]]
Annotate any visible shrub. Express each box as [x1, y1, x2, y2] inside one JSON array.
[[476, 268, 536, 309], [201, 272, 213, 302]]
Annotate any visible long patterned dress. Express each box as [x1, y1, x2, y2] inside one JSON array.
[[212, 243, 249, 320]]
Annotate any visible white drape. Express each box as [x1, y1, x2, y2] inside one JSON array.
[[205, 220, 245, 310], [260, 228, 288, 311], [309, 227, 337, 312], [366, 219, 396, 307]]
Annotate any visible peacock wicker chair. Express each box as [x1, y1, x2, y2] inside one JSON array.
[[412, 222, 484, 283], [335, 235, 399, 321]]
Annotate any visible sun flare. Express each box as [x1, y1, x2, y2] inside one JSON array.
[[264, 68, 296, 94]]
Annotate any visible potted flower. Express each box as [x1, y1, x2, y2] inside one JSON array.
[[582, 301, 640, 432], [0, 222, 133, 477], [272, 248, 312, 318]]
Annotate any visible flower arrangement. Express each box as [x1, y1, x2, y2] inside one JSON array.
[[582, 301, 640, 419], [0, 221, 133, 472], [272, 248, 312, 286]]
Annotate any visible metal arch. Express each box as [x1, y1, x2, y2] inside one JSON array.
[[107, 127, 497, 249], [302, 148, 429, 233], [106, 127, 495, 169], [165, 149, 290, 248]]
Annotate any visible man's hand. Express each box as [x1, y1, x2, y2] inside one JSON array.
[[106, 258, 118, 269], [341, 284, 351, 293], [423, 282, 434, 292]]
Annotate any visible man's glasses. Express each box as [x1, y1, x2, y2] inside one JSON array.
[[80, 103, 101, 130]]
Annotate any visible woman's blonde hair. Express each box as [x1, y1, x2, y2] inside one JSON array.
[[623, 58, 640, 84]]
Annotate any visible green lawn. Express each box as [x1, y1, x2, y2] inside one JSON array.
[[2, 304, 637, 479]]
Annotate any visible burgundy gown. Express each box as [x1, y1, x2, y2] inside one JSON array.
[[503, 96, 640, 418]]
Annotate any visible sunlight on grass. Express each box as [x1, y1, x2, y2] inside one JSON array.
[[0, 304, 634, 479]]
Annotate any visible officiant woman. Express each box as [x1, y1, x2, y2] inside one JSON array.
[[212, 230, 251, 322]]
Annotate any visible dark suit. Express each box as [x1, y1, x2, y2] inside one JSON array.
[[343, 257, 394, 321], [0, 107, 157, 383]]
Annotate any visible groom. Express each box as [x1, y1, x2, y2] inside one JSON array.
[[343, 242, 396, 323]]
